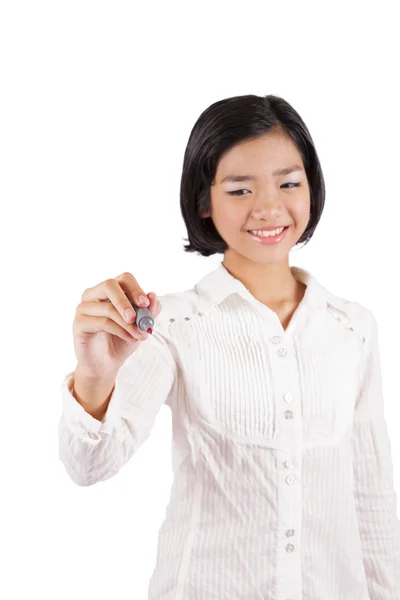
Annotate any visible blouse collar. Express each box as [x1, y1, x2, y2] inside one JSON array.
[[194, 261, 354, 318]]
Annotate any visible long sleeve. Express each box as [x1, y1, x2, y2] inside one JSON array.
[[352, 311, 400, 598], [58, 326, 177, 486]]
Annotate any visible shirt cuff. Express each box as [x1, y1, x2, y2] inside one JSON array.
[[60, 371, 121, 438]]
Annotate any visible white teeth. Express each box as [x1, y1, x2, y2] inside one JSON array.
[[249, 227, 285, 237]]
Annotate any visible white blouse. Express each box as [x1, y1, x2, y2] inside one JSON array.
[[59, 262, 400, 600]]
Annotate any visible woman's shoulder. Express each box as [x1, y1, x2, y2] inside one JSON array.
[[324, 286, 376, 345], [155, 286, 208, 330]]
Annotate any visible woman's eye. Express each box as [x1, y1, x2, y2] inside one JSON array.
[[227, 189, 249, 196], [228, 183, 301, 196], [281, 182, 301, 189]]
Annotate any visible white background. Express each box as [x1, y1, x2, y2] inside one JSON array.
[[1, 1, 399, 598]]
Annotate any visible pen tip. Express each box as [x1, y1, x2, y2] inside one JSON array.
[[147, 328, 153, 334]]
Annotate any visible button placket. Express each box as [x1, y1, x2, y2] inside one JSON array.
[[267, 330, 300, 442], [267, 327, 302, 596]]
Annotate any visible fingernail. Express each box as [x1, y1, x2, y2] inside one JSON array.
[[138, 295, 149, 306], [124, 309, 135, 321]]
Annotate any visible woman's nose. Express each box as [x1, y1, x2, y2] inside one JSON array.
[[251, 198, 283, 217]]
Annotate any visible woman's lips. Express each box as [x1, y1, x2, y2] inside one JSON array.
[[247, 226, 290, 245]]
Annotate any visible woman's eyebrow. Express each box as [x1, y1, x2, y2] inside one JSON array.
[[220, 164, 304, 183]]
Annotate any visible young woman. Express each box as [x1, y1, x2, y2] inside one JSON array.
[[59, 94, 399, 599]]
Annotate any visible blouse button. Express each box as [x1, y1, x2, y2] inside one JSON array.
[[185, 317, 190, 321], [169, 318, 175, 323], [283, 392, 293, 403], [88, 432, 98, 440], [271, 336, 282, 344], [278, 348, 288, 357], [285, 529, 295, 537], [286, 543, 295, 553], [284, 410, 293, 419], [284, 460, 294, 469], [286, 475, 296, 485]]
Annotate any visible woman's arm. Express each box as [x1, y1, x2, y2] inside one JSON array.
[[58, 327, 177, 486], [352, 311, 400, 598]]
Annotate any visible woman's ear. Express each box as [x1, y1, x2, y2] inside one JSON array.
[[201, 209, 211, 218]]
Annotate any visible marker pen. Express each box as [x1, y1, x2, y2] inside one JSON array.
[[126, 294, 154, 334]]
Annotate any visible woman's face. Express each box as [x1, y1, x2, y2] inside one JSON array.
[[202, 129, 311, 266]]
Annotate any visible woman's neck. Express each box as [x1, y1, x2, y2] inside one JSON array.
[[222, 255, 303, 307]]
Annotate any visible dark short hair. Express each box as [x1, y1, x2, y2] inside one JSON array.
[[180, 94, 326, 257]]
